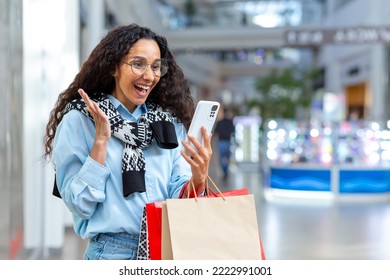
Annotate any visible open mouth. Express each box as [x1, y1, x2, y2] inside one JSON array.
[[134, 84, 150, 94]]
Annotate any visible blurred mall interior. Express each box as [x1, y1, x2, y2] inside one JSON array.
[[1, 0, 390, 260]]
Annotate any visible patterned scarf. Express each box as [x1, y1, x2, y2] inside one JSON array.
[[54, 93, 178, 198]]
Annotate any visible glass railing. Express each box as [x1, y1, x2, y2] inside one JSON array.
[[155, 0, 325, 30]]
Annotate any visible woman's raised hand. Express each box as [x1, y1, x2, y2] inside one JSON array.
[[78, 88, 111, 165]]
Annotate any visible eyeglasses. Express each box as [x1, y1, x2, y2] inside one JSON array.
[[123, 56, 168, 77]]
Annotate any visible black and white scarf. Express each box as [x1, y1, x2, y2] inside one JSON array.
[[54, 93, 178, 198]]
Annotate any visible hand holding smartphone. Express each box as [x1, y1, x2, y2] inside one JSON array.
[[187, 100, 220, 151]]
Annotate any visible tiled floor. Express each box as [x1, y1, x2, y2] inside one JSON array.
[[20, 142, 390, 260]]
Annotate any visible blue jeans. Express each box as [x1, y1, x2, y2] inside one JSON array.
[[217, 140, 231, 177], [83, 232, 139, 260]]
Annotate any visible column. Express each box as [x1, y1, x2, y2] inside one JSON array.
[[23, 0, 80, 254]]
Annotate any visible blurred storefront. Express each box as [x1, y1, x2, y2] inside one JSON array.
[[262, 118, 390, 201]]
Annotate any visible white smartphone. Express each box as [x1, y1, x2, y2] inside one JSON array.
[[187, 100, 220, 151]]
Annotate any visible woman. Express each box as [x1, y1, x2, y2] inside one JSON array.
[[43, 23, 211, 260]]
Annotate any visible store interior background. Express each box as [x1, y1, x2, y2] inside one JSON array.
[[1, 0, 390, 260]]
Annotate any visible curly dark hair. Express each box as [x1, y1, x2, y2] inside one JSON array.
[[44, 23, 194, 160]]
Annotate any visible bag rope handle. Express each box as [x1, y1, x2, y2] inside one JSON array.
[[206, 175, 225, 199], [188, 175, 226, 201]]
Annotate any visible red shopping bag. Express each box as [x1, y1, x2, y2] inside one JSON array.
[[205, 187, 249, 197], [145, 202, 163, 260]]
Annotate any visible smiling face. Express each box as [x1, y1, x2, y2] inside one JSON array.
[[112, 39, 162, 113]]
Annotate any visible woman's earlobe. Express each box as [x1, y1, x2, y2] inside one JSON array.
[[112, 68, 119, 77]]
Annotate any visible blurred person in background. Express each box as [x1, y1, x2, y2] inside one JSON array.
[[214, 107, 235, 180], [43, 23, 212, 260]]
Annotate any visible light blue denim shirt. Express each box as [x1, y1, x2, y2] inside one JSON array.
[[53, 95, 191, 239]]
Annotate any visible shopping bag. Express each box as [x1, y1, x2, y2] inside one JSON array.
[[204, 181, 266, 260], [136, 207, 150, 260], [142, 184, 252, 260], [145, 202, 163, 260], [161, 180, 263, 260], [136, 202, 163, 260], [205, 186, 249, 197]]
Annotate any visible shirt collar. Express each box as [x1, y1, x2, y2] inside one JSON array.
[[107, 95, 147, 120]]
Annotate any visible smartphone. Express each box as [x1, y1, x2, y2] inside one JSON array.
[[187, 100, 220, 151]]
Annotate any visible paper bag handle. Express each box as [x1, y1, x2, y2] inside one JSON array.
[[205, 176, 225, 200], [189, 176, 225, 201]]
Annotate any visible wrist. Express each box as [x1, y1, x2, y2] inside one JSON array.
[[191, 177, 206, 194], [90, 139, 109, 165]]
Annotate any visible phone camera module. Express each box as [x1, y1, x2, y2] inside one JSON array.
[[211, 105, 218, 111]]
